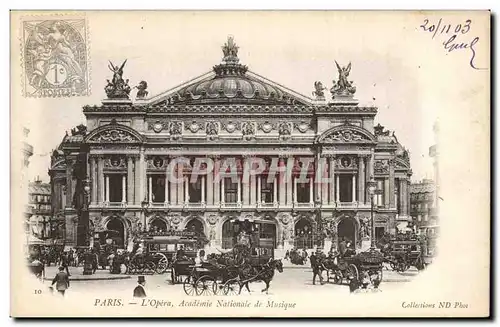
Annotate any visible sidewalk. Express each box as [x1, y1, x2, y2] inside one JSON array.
[[43, 265, 131, 281]]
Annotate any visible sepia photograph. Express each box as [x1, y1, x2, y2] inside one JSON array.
[[9, 10, 490, 317]]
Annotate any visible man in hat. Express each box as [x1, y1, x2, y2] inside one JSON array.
[[51, 266, 70, 296], [133, 276, 147, 298]]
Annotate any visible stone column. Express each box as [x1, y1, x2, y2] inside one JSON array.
[[273, 176, 278, 205], [122, 175, 126, 204], [242, 159, 250, 205], [336, 175, 340, 203], [293, 176, 297, 204], [279, 158, 286, 206], [384, 178, 390, 208], [169, 158, 177, 205], [402, 179, 408, 215], [127, 157, 133, 205], [105, 176, 110, 203], [351, 174, 356, 202], [309, 176, 314, 205], [250, 174, 256, 206], [329, 156, 335, 204], [358, 156, 365, 204], [134, 157, 140, 204], [206, 159, 213, 205], [314, 154, 321, 203], [148, 176, 152, 203], [97, 157, 104, 204], [237, 175, 242, 205], [65, 159, 73, 207], [139, 149, 146, 203], [213, 157, 220, 205], [201, 176, 205, 204], [257, 175, 262, 204], [286, 158, 293, 206], [389, 160, 395, 208], [177, 167, 184, 204], [164, 158, 169, 205], [220, 177, 225, 204], [90, 157, 97, 205], [184, 176, 189, 204], [321, 156, 328, 204]]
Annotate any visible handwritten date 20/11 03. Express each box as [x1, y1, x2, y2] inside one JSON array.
[[419, 18, 485, 70]]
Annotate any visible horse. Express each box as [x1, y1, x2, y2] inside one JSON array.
[[237, 258, 284, 295]]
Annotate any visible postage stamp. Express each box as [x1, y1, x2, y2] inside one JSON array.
[[21, 17, 90, 97]]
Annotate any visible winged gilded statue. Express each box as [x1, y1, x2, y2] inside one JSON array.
[[105, 60, 131, 98], [331, 60, 356, 96]]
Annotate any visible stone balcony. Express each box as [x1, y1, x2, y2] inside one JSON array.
[[90, 201, 375, 212]]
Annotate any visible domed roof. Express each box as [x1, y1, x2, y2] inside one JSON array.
[[158, 36, 309, 106]]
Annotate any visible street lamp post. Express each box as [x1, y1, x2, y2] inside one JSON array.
[[367, 176, 378, 250]]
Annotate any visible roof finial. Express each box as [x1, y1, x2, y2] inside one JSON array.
[[222, 35, 239, 63]]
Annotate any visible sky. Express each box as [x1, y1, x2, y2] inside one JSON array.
[[12, 11, 467, 184]]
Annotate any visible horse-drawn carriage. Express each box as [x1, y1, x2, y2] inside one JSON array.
[[382, 237, 427, 273], [323, 248, 384, 291]]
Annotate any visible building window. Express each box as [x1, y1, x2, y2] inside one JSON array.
[[107, 174, 124, 202], [224, 177, 238, 203], [261, 177, 274, 203], [189, 177, 202, 203], [339, 175, 353, 202], [424, 214, 428, 221], [417, 215, 421, 222], [375, 179, 385, 206], [149, 174, 166, 203], [296, 181, 310, 203]]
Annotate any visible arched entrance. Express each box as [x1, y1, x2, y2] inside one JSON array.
[[150, 219, 168, 233], [106, 218, 125, 248], [221, 217, 278, 249], [186, 219, 204, 235], [337, 218, 356, 248], [294, 218, 314, 249]]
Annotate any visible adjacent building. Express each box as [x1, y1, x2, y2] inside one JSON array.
[[27, 178, 52, 240], [49, 37, 413, 253]]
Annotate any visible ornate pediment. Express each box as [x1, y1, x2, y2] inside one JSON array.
[[85, 122, 143, 144], [316, 124, 375, 144]]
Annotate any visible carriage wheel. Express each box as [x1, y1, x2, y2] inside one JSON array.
[[348, 264, 359, 282], [223, 278, 240, 296], [145, 262, 156, 275], [183, 276, 196, 296], [196, 276, 216, 296]]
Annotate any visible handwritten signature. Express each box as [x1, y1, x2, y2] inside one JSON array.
[[420, 18, 486, 70]]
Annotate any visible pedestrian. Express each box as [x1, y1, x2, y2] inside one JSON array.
[[133, 276, 147, 298], [309, 252, 324, 285], [61, 251, 71, 276], [339, 237, 347, 257], [284, 250, 290, 261], [51, 266, 70, 297]]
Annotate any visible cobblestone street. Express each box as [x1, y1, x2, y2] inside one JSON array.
[[41, 263, 420, 299]]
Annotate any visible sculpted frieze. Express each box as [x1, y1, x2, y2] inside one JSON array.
[[374, 159, 390, 174], [221, 121, 241, 133]]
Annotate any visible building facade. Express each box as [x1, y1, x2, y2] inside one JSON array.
[[27, 179, 52, 240], [49, 37, 412, 253]]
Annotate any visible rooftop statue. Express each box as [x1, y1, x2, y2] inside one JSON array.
[[330, 61, 356, 97], [135, 80, 148, 99], [105, 60, 131, 99], [312, 81, 326, 99], [222, 35, 239, 63]]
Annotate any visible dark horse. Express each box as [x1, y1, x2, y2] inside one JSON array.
[[236, 259, 284, 295]]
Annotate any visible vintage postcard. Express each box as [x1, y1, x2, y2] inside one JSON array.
[[10, 11, 490, 317]]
